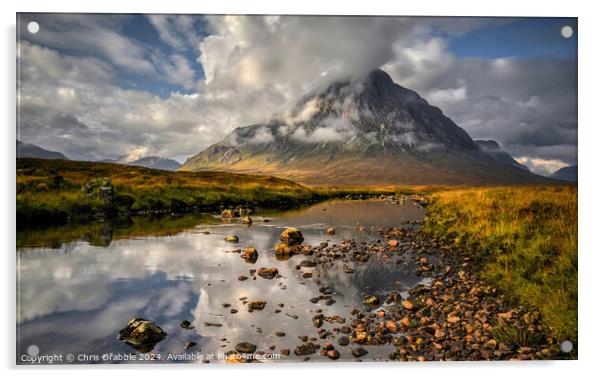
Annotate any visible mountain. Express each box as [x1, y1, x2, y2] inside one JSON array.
[[475, 140, 529, 171], [97, 156, 181, 171], [129, 156, 181, 171], [181, 69, 552, 186], [550, 165, 577, 182], [16, 140, 69, 160]]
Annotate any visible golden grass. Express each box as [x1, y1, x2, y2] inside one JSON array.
[[423, 186, 577, 342]]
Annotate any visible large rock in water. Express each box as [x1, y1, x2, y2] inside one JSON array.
[[118, 318, 167, 352], [180, 69, 553, 186], [280, 227, 304, 245]]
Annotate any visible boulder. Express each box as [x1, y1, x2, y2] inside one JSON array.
[[225, 235, 239, 242], [118, 318, 167, 352], [235, 342, 257, 354], [326, 227, 336, 235], [257, 267, 278, 279], [279, 227, 304, 246], [242, 216, 253, 225], [248, 301, 266, 311], [275, 242, 302, 256], [241, 247, 258, 259], [221, 209, 239, 218]]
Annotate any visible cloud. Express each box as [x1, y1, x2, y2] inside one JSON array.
[[16, 15, 577, 168], [515, 157, 569, 176]]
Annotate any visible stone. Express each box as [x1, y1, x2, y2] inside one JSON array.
[[275, 243, 302, 256], [242, 216, 253, 225], [248, 301, 266, 311], [326, 350, 340, 360], [386, 320, 398, 333], [363, 295, 380, 306], [299, 259, 317, 267], [118, 318, 167, 352], [337, 336, 350, 346], [185, 341, 197, 349], [241, 247, 258, 259], [401, 300, 414, 310], [180, 320, 194, 329], [235, 342, 257, 354], [303, 272, 313, 278], [326, 227, 336, 235], [257, 267, 278, 279], [447, 315, 461, 323], [280, 227, 304, 245], [351, 347, 368, 358], [221, 209, 238, 218], [388, 239, 399, 248], [225, 235, 239, 243]]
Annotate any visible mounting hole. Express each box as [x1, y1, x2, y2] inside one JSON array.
[[561, 25, 573, 39], [560, 340, 573, 353], [27, 21, 39, 34]]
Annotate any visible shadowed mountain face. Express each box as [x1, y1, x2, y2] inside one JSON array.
[[181, 69, 552, 186], [17, 140, 69, 160], [475, 140, 529, 171], [550, 165, 577, 182]]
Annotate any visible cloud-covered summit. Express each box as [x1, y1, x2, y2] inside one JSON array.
[[17, 14, 577, 175]]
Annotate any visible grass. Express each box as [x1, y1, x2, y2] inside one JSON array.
[[16, 158, 407, 229], [16, 158, 325, 229], [423, 186, 577, 343]]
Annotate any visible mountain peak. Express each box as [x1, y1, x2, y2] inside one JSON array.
[[181, 69, 550, 186]]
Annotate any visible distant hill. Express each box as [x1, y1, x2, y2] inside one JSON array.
[[181, 69, 552, 186], [550, 165, 577, 182], [129, 156, 182, 171], [16, 140, 69, 160], [97, 156, 181, 171], [475, 140, 529, 171]]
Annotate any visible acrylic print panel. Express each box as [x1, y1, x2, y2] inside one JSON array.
[[16, 13, 577, 364]]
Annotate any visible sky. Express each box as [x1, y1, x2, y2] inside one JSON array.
[[16, 14, 577, 175]]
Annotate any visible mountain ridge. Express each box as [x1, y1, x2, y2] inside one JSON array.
[[182, 69, 554, 186]]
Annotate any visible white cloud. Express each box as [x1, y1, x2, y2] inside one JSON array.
[[515, 157, 569, 176]]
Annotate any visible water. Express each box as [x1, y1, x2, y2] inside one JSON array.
[[17, 199, 426, 364]]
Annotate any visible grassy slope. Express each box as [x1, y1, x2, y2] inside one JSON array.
[[181, 150, 555, 186], [423, 186, 577, 343], [16, 158, 404, 229], [16, 158, 319, 228]]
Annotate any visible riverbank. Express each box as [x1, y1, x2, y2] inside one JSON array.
[[17, 158, 401, 229], [423, 186, 577, 350]]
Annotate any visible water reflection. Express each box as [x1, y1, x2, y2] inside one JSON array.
[[17, 200, 425, 363]]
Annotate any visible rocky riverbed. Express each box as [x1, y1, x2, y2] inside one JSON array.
[[214, 221, 555, 362]]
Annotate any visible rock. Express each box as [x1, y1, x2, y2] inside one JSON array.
[[248, 301, 266, 311], [221, 209, 238, 218], [313, 314, 324, 328], [447, 315, 461, 323], [337, 336, 350, 346], [230, 309, 238, 314], [401, 300, 414, 310], [280, 349, 290, 356], [322, 343, 335, 351], [238, 275, 248, 281], [241, 247, 258, 259], [180, 320, 194, 329], [353, 331, 368, 344], [118, 318, 167, 352], [235, 342, 257, 354], [275, 242, 302, 256], [352, 347, 368, 358], [388, 239, 399, 248], [363, 295, 380, 306], [299, 259, 317, 267], [280, 227, 304, 246], [326, 227, 336, 235], [225, 235, 239, 243], [242, 216, 253, 225], [326, 350, 340, 360], [386, 320, 398, 333], [257, 267, 278, 279], [275, 331, 286, 337], [185, 341, 197, 349], [294, 342, 319, 356], [302, 272, 313, 278]]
